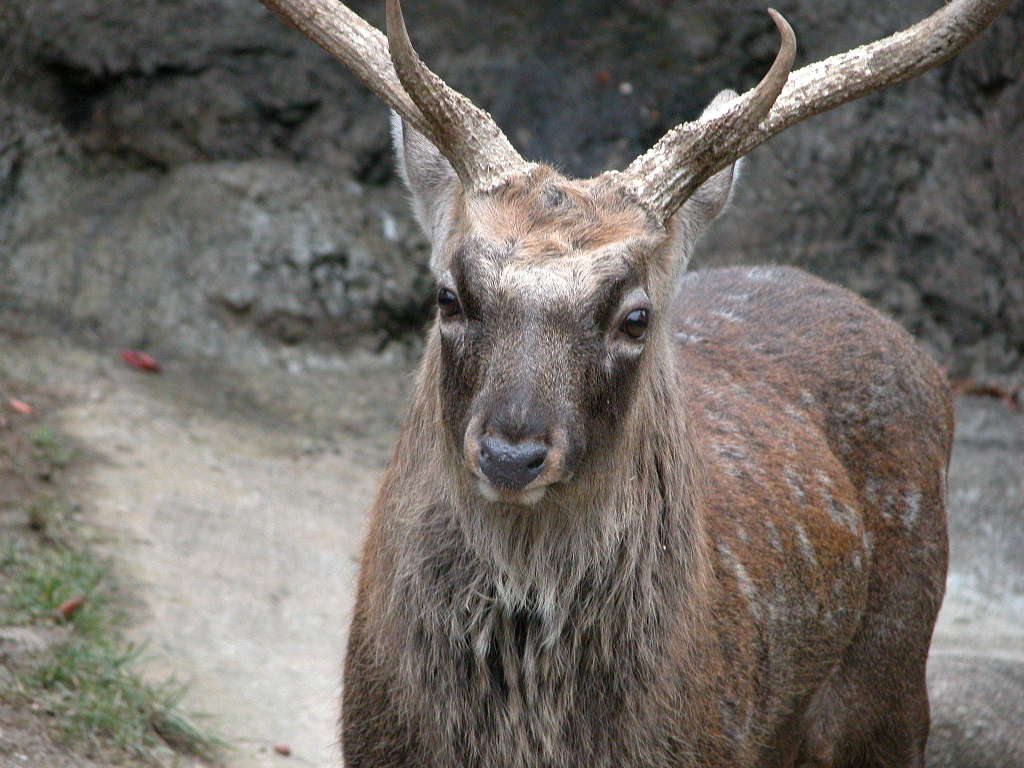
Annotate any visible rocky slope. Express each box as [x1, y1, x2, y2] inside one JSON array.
[[1, 0, 1021, 374]]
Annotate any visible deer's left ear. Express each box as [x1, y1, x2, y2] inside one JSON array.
[[391, 112, 461, 251], [666, 90, 741, 265]]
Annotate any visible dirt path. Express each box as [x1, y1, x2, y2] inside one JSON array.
[[3, 337, 412, 767], [3, 334, 1021, 767]]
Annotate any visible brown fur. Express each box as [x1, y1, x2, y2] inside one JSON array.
[[341, 161, 951, 768]]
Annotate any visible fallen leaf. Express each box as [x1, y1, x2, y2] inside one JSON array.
[[273, 743, 292, 756], [8, 398, 34, 415], [56, 596, 86, 620], [121, 350, 162, 373], [949, 377, 1022, 410]]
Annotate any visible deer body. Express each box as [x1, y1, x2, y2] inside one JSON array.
[[343, 218, 952, 767], [255, 0, 1005, 765]]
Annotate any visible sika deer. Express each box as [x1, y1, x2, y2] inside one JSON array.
[[260, 1, 1009, 765]]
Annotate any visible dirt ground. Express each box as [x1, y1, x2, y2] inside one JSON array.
[[1, 331, 1021, 767], [1, 334, 413, 766]]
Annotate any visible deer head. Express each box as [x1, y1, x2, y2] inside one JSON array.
[[393, 112, 745, 506], [261, 0, 1008, 508]]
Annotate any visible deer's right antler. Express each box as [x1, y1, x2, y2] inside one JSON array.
[[260, 0, 533, 192], [612, 0, 1012, 221]]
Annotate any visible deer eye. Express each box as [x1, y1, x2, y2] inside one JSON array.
[[620, 308, 649, 340], [437, 287, 461, 318]]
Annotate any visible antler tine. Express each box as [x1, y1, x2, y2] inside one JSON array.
[[732, 0, 1012, 168], [618, 9, 795, 220], [261, 0, 533, 193], [617, 0, 1011, 222], [385, 0, 533, 192]]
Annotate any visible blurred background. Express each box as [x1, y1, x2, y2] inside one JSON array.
[[0, 1, 1021, 767]]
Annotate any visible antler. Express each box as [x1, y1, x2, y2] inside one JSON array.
[[260, 0, 533, 192], [613, 0, 1012, 221]]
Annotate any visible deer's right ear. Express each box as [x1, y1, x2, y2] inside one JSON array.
[[665, 90, 741, 274], [391, 112, 460, 247]]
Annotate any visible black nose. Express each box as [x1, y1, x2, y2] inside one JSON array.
[[478, 435, 548, 490]]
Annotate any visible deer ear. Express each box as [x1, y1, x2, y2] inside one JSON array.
[[668, 90, 741, 258], [391, 112, 460, 246]]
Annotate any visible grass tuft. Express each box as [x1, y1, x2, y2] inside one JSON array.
[[1, 539, 225, 763], [29, 426, 77, 470], [29, 639, 225, 762], [1, 409, 226, 767]]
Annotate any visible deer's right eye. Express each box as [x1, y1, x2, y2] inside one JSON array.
[[437, 287, 461, 318]]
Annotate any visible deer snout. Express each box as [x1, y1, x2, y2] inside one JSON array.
[[478, 435, 548, 490]]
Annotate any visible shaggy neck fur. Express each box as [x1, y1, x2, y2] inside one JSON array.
[[369, 324, 713, 765]]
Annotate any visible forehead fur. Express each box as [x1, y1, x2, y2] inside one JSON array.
[[444, 168, 666, 302], [468, 168, 661, 255]]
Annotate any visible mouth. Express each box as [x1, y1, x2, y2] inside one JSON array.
[[476, 478, 550, 507], [462, 421, 571, 508]]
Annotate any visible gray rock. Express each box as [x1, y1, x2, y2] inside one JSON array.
[[947, 399, 1024, 607], [929, 397, 1024, 768], [1, 99, 431, 363], [927, 654, 1024, 768], [1, 0, 1022, 371], [934, 397, 1024, 659]]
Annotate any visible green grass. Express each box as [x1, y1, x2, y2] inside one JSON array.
[[0, 539, 225, 764], [25, 496, 74, 534], [0, 415, 226, 765], [29, 426, 77, 471]]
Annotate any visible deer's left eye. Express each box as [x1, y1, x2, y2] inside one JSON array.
[[437, 287, 461, 318], [620, 308, 649, 340]]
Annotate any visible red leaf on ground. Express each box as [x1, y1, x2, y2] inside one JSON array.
[[8, 398, 34, 415], [120, 350, 162, 373], [948, 377, 1022, 412], [56, 596, 86, 620], [273, 743, 292, 756]]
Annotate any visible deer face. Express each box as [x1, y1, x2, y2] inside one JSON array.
[[394, 117, 736, 507], [435, 186, 663, 506]]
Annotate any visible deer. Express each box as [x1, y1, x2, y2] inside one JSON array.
[[260, 1, 1009, 765]]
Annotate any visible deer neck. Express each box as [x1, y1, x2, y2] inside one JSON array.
[[388, 326, 712, 658]]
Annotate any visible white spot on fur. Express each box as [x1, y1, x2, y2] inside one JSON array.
[[784, 404, 809, 424], [728, 382, 752, 401], [783, 467, 806, 503], [712, 309, 743, 323], [716, 540, 759, 620], [881, 491, 897, 522], [864, 477, 882, 504], [902, 487, 921, 531], [792, 521, 816, 566], [715, 442, 748, 462], [704, 410, 741, 435], [745, 266, 777, 282], [765, 519, 784, 553], [827, 499, 860, 535]]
